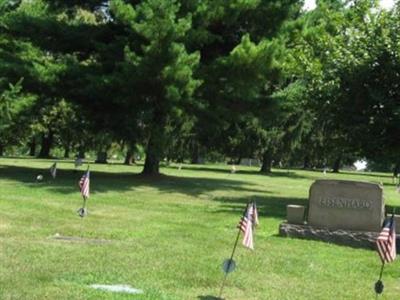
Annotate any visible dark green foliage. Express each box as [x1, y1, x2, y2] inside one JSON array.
[[1, 0, 399, 173], [0, 79, 35, 154]]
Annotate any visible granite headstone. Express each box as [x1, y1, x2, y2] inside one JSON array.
[[308, 180, 384, 232]]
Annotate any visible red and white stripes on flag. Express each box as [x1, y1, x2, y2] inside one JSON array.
[[252, 202, 259, 226], [238, 203, 259, 250], [79, 170, 90, 198], [376, 215, 396, 264]]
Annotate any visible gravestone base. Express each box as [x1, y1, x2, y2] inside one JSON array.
[[279, 222, 392, 250]]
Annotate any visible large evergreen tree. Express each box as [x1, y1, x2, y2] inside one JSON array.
[[111, 0, 201, 174]]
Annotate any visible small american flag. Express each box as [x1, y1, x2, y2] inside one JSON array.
[[376, 215, 396, 264], [252, 202, 259, 227], [50, 162, 57, 179], [238, 204, 254, 250], [79, 170, 90, 198]]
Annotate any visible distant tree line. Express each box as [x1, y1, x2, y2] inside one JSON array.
[[0, 0, 399, 175]]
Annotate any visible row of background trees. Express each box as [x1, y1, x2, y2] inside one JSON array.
[[0, 0, 399, 175]]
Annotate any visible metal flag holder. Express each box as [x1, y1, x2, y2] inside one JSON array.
[[374, 263, 385, 298], [374, 207, 396, 298], [77, 197, 88, 218], [218, 202, 250, 299]]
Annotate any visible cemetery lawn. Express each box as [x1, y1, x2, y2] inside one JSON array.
[[0, 158, 399, 300]]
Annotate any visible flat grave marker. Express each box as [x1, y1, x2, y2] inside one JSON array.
[[90, 284, 143, 294]]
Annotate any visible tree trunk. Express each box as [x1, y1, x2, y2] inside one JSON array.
[[235, 157, 242, 165], [124, 149, 135, 165], [38, 132, 53, 158], [0, 144, 4, 156], [191, 142, 199, 164], [123, 142, 136, 165], [142, 128, 163, 175], [29, 137, 36, 156], [142, 107, 166, 175], [303, 155, 310, 169], [260, 150, 273, 174], [77, 146, 85, 159], [332, 155, 342, 173], [143, 137, 160, 175], [393, 162, 400, 178], [95, 151, 108, 164], [64, 144, 70, 158]]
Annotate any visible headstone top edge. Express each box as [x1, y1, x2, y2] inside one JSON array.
[[311, 179, 382, 190]]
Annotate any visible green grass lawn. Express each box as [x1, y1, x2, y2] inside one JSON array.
[[0, 157, 399, 299]]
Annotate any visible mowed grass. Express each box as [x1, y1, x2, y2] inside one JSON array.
[[0, 158, 399, 300]]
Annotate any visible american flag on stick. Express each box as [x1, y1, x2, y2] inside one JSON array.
[[237, 203, 258, 250], [239, 202, 259, 228], [50, 162, 57, 179], [79, 169, 90, 198], [376, 215, 396, 264], [218, 202, 260, 298]]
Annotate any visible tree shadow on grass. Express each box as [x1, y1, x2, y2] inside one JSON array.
[[336, 170, 394, 179], [385, 205, 400, 215], [164, 164, 309, 179], [298, 167, 394, 180], [210, 194, 307, 219], [197, 296, 223, 300], [0, 165, 270, 197]]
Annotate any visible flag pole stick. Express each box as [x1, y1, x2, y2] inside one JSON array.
[[82, 196, 87, 213], [218, 203, 250, 299], [79, 195, 86, 238], [378, 263, 385, 281], [218, 227, 241, 299], [85, 164, 89, 215], [375, 262, 385, 299]]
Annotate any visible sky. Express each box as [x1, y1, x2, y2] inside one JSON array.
[[303, 0, 395, 11]]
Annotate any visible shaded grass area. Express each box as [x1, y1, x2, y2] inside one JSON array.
[[0, 157, 399, 299], [0, 164, 266, 197]]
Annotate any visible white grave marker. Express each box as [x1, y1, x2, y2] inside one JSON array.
[[90, 284, 143, 294]]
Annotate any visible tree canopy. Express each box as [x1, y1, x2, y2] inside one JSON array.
[[1, 0, 399, 175]]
